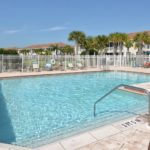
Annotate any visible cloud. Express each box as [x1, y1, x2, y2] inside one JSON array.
[[4, 29, 22, 34], [50, 26, 67, 31], [40, 26, 67, 32]]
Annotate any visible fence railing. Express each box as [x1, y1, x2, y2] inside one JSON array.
[[0, 55, 150, 73]]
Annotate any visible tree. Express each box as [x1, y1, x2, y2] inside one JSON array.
[[20, 49, 30, 55], [3, 49, 18, 55], [43, 50, 51, 55], [95, 35, 108, 54], [83, 37, 96, 51], [50, 44, 60, 55], [142, 32, 150, 45], [82, 36, 97, 55], [81, 49, 98, 55], [34, 49, 43, 55], [118, 33, 128, 55], [125, 40, 133, 55], [109, 32, 127, 55], [0, 48, 4, 54], [109, 32, 120, 55], [68, 31, 86, 55], [134, 33, 144, 54], [134, 32, 150, 54], [60, 45, 74, 55]]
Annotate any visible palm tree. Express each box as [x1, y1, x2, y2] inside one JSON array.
[[44, 50, 51, 55], [134, 33, 144, 54], [109, 32, 120, 55], [68, 31, 86, 55], [125, 40, 133, 55], [142, 32, 150, 45], [95, 35, 108, 54], [109, 32, 127, 55], [82, 36, 97, 55], [134, 32, 150, 54], [34, 49, 43, 55], [60, 45, 74, 55], [20, 49, 30, 55], [50, 44, 59, 55], [118, 33, 128, 55]]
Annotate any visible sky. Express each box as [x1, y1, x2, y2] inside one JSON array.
[[0, 0, 150, 48]]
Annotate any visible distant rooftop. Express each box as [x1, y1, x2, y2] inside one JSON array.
[[128, 30, 150, 39], [24, 42, 71, 50]]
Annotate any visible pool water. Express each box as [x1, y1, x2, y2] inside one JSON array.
[[0, 71, 149, 147]]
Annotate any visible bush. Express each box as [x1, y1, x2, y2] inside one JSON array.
[[81, 49, 98, 55], [0, 48, 18, 55]]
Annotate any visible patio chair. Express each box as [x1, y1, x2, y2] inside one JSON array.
[[76, 62, 83, 69], [32, 63, 40, 72], [68, 63, 74, 70]]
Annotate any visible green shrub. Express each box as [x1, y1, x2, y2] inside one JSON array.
[[0, 48, 18, 55]]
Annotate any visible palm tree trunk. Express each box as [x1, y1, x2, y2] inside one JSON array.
[[74, 42, 78, 55], [120, 43, 124, 55], [75, 42, 80, 55], [114, 43, 117, 55], [113, 43, 116, 55], [126, 48, 130, 55]]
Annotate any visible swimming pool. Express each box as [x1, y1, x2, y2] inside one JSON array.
[[0, 71, 149, 147]]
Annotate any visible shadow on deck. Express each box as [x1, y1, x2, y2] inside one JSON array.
[[0, 83, 16, 144]]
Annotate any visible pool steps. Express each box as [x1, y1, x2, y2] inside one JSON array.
[[94, 84, 150, 117]]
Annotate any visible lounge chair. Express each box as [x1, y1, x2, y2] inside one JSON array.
[[68, 63, 74, 70], [76, 62, 83, 69], [33, 63, 40, 72]]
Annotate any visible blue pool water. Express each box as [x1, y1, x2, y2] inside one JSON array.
[[0, 71, 149, 147]]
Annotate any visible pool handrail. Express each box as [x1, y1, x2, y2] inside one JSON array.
[[93, 84, 150, 126]]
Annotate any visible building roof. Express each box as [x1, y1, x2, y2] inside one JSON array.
[[24, 42, 70, 49], [4, 47, 18, 50], [128, 31, 150, 39]]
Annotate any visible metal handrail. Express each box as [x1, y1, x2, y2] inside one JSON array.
[[93, 84, 150, 126]]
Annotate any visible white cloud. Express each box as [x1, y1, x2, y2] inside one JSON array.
[[40, 26, 67, 32], [4, 29, 22, 34], [50, 26, 67, 31]]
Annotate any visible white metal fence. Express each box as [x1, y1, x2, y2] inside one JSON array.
[[0, 55, 150, 72]]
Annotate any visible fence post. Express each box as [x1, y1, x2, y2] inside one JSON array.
[[1, 55, 3, 73], [113, 55, 115, 66], [38, 55, 40, 70], [22, 55, 24, 72], [64, 55, 67, 70], [97, 55, 99, 69], [75, 55, 77, 69], [120, 55, 122, 67]]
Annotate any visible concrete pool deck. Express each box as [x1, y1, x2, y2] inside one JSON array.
[[0, 66, 150, 150], [35, 115, 150, 150], [0, 66, 150, 79], [0, 68, 104, 79]]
